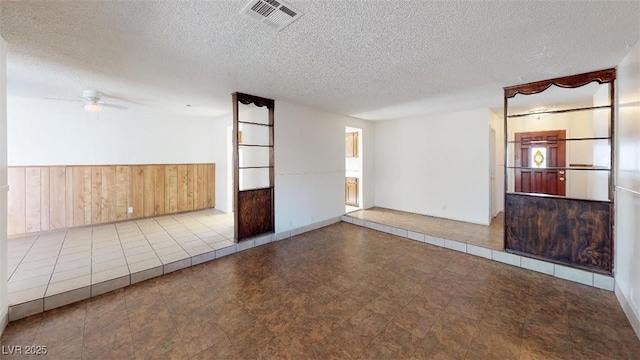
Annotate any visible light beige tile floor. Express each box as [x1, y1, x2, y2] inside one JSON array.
[[7, 209, 234, 308], [347, 207, 504, 250]]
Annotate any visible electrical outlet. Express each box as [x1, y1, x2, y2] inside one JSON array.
[[128, 207, 133, 214]]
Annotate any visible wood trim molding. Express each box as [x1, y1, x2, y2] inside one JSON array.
[[7, 163, 215, 236], [232, 92, 275, 242], [233, 92, 275, 108], [504, 68, 616, 98]]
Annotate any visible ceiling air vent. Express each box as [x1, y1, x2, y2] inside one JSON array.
[[241, 0, 303, 31]]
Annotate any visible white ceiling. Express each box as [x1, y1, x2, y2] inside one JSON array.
[[1, 1, 639, 120]]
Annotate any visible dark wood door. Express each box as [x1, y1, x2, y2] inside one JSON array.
[[345, 177, 358, 207], [515, 130, 566, 196]]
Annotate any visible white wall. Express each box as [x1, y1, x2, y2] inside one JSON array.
[[374, 108, 491, 225], [7, 96, 220, 166], [211, 114, 232, 213], [490, 109, 505, 216], [0, 34, 9, 335], [614, 40, 640, 340], [505, 110, 607, 200], [274, 101, 374, 233]]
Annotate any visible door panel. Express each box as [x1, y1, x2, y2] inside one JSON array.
[[345, 177, 359, 207], [515, 130, 566, 196]]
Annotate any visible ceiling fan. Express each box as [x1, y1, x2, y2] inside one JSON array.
[[46, 90, 128, 112]]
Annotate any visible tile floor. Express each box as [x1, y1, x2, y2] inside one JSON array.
[[347, 207, 504, 250], [1, 222, 639, 359], [6, 209, 235, 315]]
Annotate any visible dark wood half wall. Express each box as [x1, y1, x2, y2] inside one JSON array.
[[505, 193, 612, 273], [237, 188, 274, 240]]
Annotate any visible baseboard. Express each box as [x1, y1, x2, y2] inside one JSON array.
[[342, 216, 615, 291], [275, 216, 342, 241], [615, 279, 640, 341]]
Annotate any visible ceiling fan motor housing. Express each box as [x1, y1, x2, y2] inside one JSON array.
[[82, 90, 101, 102]]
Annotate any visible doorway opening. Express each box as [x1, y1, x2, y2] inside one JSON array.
[[345, 126, 362, 213]]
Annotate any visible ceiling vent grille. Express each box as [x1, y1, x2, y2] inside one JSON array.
[[241, 0, 303, 31]]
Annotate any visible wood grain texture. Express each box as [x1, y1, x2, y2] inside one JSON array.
[[143, 165, 155, 217], [177, 165, 188, 212], [206, 164, 215, 208], [50, 167, 66, 229], [7, 163, 216, 235], [91, 166, 103, 224], [73, 167, 85, 225], [65, 168, 74, 227], [505, 193, 612, 273], [154, 165, 165, 215], [82, 168, 91, 225], [41, 168, 50, 231], [101, 166, 116, 223], [504, 68, 616, 98], [187, 164, 195, 211], [115, 166, 129, 221], [24, 167, 41, 233], [8, 168, 26, 235], [131, 166, 145, 219], [237, 188, 273, 240], [166, 165, 178, 213]]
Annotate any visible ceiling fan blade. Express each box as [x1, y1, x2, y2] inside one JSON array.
[[100, 103, 128, 110], [45, 97, 82, 103]]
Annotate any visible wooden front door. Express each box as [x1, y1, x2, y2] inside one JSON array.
[[515, 130, 566, 196], [345, 177, 358, 207]]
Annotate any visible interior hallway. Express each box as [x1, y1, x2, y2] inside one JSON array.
[[1, 222, 638, 359]]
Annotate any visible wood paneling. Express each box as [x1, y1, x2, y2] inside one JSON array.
[[154, 166, 165, 216], [50, 167, 67, 229], [6, 163, 215, 236], [166, 165, 178, 213], [72, 167, 85, 225], [115, 166, 129, 221], [8, 168, 26, 235], [505, 193, 612, 273], [143, 165, 155, 217], [237, 188, 273, 240], [206, 164, 215, 208], [40, 168, 50, 231], [25, 167, 41, 233]]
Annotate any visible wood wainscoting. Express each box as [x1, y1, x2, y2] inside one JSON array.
[[505, 193, 612, 273], [7, 164, 215, 236]]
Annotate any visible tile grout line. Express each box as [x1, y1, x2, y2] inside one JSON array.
[[132, 218, 163, 270], [43, 230, 70, 304], [113, 222, 133, 281], [158, 214, 204, 259], [6, 234, 40, 282], [172, 212, 222, 248]]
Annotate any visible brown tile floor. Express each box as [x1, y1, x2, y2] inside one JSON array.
[[1, 223, 638, 359], [348, 207, 504, 250]]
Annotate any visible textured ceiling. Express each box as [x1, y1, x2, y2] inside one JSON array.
[[1, 1, 639, 120]]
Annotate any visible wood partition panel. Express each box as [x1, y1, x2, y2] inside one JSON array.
[[505, 193, 612, 273], [7, 163, 215, 236]]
